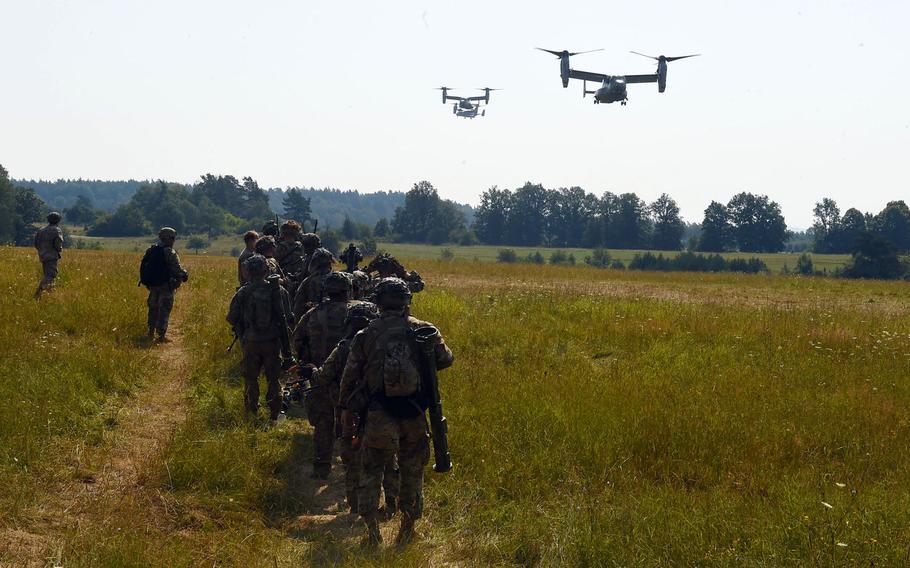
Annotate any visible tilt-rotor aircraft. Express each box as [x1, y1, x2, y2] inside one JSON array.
[[536, 48, 699, 105], [435, 87, 500, 118]]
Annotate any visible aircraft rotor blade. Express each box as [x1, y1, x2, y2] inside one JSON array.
[[568, 48, 603, 56], [630, 50, 658, 60], [665, 54, 701, 62], [535, 47, 564, 57]]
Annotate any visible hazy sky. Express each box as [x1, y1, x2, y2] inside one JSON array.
[[2, 0, 908, 226]]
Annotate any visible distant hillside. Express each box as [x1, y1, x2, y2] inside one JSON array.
[[266, 187, 474, 229], [14, 179, 147, 211]]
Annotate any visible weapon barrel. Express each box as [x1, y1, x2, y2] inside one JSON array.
[[414, 325, 452, 473], [268, 275, 295, 365]]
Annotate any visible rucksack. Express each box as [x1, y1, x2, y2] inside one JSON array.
[[308, 302, 348, 363], [245, 283, 275, 333], [139, 245, 170, 287], [375, 322, 422, 398]]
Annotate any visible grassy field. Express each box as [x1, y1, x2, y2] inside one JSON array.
[[64, 226, 851, 274], [2, 248, 909, 565]]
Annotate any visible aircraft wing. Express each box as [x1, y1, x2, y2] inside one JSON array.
[[623, 74, 658, 84], [568, 69, 611, 83], [466, 96, 487, 102], [445, 96, 465, 102]]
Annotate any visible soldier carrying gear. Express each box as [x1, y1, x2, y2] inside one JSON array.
[[227, 254, 294, 426], [298, 232, 322, 279], [237, 230, 260, 286], [339, 277, 454, 548], [254, 236, 288, 284], [340, 242, 364, 273], [293, 247, 335, 316], [276, 220, 305, 280], [261, 219, 279, 237], [139, 227, 188, 342], [33, 211, 64, 300], [292, 270, 360, 479], [351, 270, 372, 300]]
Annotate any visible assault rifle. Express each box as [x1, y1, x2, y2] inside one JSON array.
[[412, 325, 452, 473], [281, 364, 320, 413], [268, 274, 296, 370]]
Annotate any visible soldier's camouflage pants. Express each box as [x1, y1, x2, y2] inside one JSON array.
[[242, 339, 282, 420], [146, 285, 175, 335], [340, 412, 399, 510], [357, 405, 429, 520], [306, 387, 336, 469], [38, 259, 58, 291]]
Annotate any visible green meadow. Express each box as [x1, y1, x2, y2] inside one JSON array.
[[2, 248, 909, 566]]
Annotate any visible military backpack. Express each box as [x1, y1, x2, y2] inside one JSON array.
[[139, 245, 170, 287]]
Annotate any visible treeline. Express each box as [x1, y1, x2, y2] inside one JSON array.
[[470, 184, 788, 252], [811, 198, 910, 253], [13, 179, 145, 211]]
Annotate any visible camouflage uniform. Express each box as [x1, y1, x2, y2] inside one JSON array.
[[276, 239, 305, 277], [293, 274, 359, 475], [339, 300, 454, 528], [33, 219, 64, 297], [320, 330, 399, 512], [237, 247, 255, 285], [340, 243, 363, 273], [227, 258, 292, 420], [364, 253, 425, 293], [293, 248, 334, 316], [146, 235, 188, 339]]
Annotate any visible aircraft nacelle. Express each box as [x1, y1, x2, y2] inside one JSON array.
[[441, 88, 448, 103], [560, 53, 570, 87], [657, 58, 668, 93]]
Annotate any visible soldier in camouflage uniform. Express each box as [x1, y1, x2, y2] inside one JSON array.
[[340, 277, 454, 547], [254, 236, 288, 285], [238, 230, 259, 286], [261, 219, 279, 238], [299, 232, 322, 280], [363, 253, 425, 294], [350, 270, 372, 301], [33, 212, 64, 299], [227, 254, 293, 424], [340, 242, 364, 273], [144, 227, 189, 342], [317, 302, 400, 514], [293, 247, 333, 317], [276, 221, 306, 278], [292, 271, 359, 478]]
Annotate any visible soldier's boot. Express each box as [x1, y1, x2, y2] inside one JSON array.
[[378, 496, 398, 521], [346, 490, 358, 513], [147, 327, 155, 340], [33, 286, 42, 300], [395, 512, 416, 548], [362, 515, 382, 549], [156, 331, 171, 343]]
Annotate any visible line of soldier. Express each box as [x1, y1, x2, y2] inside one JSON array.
[[226, 219, 452, 549]]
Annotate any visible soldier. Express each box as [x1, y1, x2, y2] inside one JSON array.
[[261, 218, 279, 238], [292, 271, 359, 478], [238, 230, 259, 286], [140, 227, 188, 342], [227, 254, 293, 425], [363, 253, 425, 293], [317, 302, 400, 515], [351, 270, 372, 301], [340, 277, 454, 547], [293, 247, 334, 317], [340, 242, 364, 273], [255, 236, 287, 283], [33, 211, 64, 299], [299, 232, 322, 279], [276, 220, 306, 277]]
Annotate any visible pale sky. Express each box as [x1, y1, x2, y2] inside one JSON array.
[[2, 0, 908, 227]]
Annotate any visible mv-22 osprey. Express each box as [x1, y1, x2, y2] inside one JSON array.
[[537, 48, 699, 105], [435, 87, 500, 118]]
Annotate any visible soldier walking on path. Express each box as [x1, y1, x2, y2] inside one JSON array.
[[340, 277, 454, 548], [139, 227, 188, 343], [33, 211, 64, 300], [292, 271, 360, 479], [227, 254, 294, 425]]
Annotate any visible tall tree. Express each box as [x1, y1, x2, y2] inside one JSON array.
[[0, 165, 15, 243], [811, 198, 841, 253], [838, 208, 867, 252], [611, 193, 651, 249], [505, 183, 548, 246], [697, 201, 733, 252], [650, 193, 684, 250], [727, 192, 788, 252], [473, 186, 511, 245], [373, 217, 390, 238], [282, 188, 312, 223], [64, 195, 98, 225]]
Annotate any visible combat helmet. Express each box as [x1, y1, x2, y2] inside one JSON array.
[[300, 233, 321, 252], [261, 219, 279, 237], [255, 235, 277, 254], [158, 227, 177, 239], [345, 301, 380, 327], [309, 247, 334, 269], [47, 211, 62, 224], [323, 271, 353, 295], [374, 277, 412, 309], [351, 270, 370, 299], [243, 254, 269, 276]]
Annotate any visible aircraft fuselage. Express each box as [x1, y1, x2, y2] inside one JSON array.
[[595, 78, 627, 104]]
